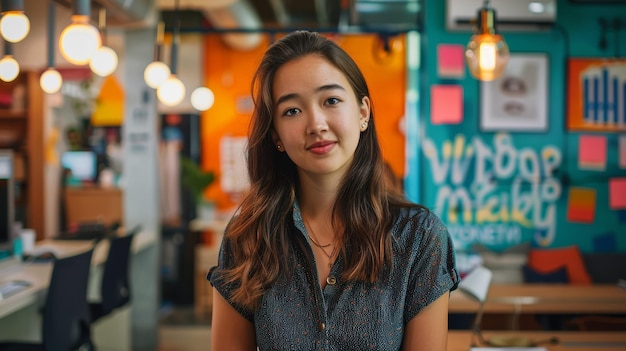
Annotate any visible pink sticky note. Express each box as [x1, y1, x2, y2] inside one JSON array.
[[618, 135, 626, 168], [431, 85, 463, 125], [578, 135, 607, 170], [437, 44, 465, 78], [609, 178, 626, 209]]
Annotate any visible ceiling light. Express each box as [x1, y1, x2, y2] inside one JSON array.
[[90, 46, 118, 77], [191, 87, 215, 111], [144, 22, 169, 88], [157, 75, 185, 106], [40, 68, 63, 94], [59, 0, 101, 65], [144, 61, 170, 89], [89, 8, 117, 77], [157, 6, 185, 106], [0, 0, 30, 43], [465, 0, 509, 81], [0, 41, 19, 82], [40, 2, 62, 94]]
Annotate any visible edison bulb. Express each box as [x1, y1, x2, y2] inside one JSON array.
[[465, 33, 509, 81], [90, 46, 118, 77], [0, 56, 20, 82], [59, 16, 101, 65], [157, 75, 185, 106], [191, 87, 215, 111], [144, 61, 170, 88], [40, 68, 63, 94], [0, 12, 30, 43]]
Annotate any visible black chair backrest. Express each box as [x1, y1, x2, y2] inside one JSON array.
[[100, 233, 135, 314], [42, 249, 93, 351]]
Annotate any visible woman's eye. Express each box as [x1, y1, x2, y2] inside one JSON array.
[[326, 97, 340, 105], [284, 108, 300, 116]]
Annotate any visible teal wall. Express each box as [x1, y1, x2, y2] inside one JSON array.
[[416, 0, 626, 252]]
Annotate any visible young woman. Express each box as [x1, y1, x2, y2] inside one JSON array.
[[209, 30, 459, 351]]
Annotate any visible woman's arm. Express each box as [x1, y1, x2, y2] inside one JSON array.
[[401, 293, 450, 351], [211, 288, 257, 351]]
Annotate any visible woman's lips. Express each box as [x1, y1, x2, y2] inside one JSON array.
[[307, 141, 336, 155]]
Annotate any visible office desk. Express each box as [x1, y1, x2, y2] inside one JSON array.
[[450, 284, 626, 314], [448, 331, 626, 351], [0, 231, 156, 348]]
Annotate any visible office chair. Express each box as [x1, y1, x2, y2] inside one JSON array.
[[0, 249, 95, 351], [89, 230, 136, 324]]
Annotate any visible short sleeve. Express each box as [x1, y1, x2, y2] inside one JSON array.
[[404, 210, 459, 324], [207, 235, 255, 321]]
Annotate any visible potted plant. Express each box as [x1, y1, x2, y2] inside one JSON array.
[[180, 156, 216, 220]]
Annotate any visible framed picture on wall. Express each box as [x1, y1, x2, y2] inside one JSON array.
[[566, 58, 626, 132], [480, 53, 549, 132]]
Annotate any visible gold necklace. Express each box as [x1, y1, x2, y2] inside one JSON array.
[[304, 216, 337, 268], [303, 216, 332, 248]]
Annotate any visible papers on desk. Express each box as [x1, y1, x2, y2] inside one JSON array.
[[0, 280, 32, 300], [471, 348, 547, 351]]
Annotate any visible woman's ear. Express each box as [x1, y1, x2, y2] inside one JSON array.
[[271, 129, 283, 151], [360, 96, 371, 124]]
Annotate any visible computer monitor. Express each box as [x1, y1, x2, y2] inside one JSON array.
[[0, 150, 14, 251], [61, 151, 97, 182]]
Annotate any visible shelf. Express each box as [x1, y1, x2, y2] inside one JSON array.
[[0, 110, 27, 120]]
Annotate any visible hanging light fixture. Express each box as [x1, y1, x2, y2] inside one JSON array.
[[0, 40, 19, 82], [157, 1, 185, 107], [89, 8, 118, 77], [40, 2, 63, 94], [0, 0, 30, 43], [191, 86, 215, 111], [144, 21, 170, 89], [465, 0, 509, 81], [59, 0, 101, 65]]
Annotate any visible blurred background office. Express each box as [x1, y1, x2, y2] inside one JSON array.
[[0, 0, 625, 350]]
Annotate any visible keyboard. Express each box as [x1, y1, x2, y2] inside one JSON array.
[[0, 280, 32, 300], [55, 229, 109, 242]]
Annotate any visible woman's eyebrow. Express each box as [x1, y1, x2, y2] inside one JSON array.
[[275, 84, 347, 106]]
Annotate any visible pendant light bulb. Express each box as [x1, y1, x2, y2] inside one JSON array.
[[144, 61, 170, 88], [465, 3, 509, 81], [0, 55, 19, 82], [0, 11, 30, 43], [157, 75, 185, 106], [191, 87, 215, 111], [89, 46, 118, 76], [40, 68, 63, 94], [59, 15, 101, 65]]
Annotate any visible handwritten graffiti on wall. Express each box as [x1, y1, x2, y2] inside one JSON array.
[[422, 133, 562, 248]]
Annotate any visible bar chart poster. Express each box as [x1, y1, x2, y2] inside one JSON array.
[[567, 58, 626, 132]]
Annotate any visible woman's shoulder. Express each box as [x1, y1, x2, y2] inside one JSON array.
[[391, 205, 448, 248], [394, 204, 444, 227]]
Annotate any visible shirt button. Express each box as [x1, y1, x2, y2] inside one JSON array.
[[319, 322, 325, 331], [326, 276, 337, 285]]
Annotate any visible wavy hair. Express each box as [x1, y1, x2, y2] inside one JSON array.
[[221, 30, 414, 310]]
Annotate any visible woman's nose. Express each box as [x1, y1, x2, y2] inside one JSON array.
[[307, 108, 328, 135]]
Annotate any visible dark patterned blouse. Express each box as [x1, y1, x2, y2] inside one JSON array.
[[208, 205, 459, 351]]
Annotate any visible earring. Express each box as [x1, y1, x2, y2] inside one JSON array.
[[361, 121, 368, 129], [276, 144, 282, 150]]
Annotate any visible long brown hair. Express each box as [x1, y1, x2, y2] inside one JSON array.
[[221, 30, 414, 310]]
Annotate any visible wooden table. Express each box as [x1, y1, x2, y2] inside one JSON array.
[[450, 284, 626, 314], [448, 331, 626, 351]]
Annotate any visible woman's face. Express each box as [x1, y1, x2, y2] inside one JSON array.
[[271, 55, 370, 180]]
